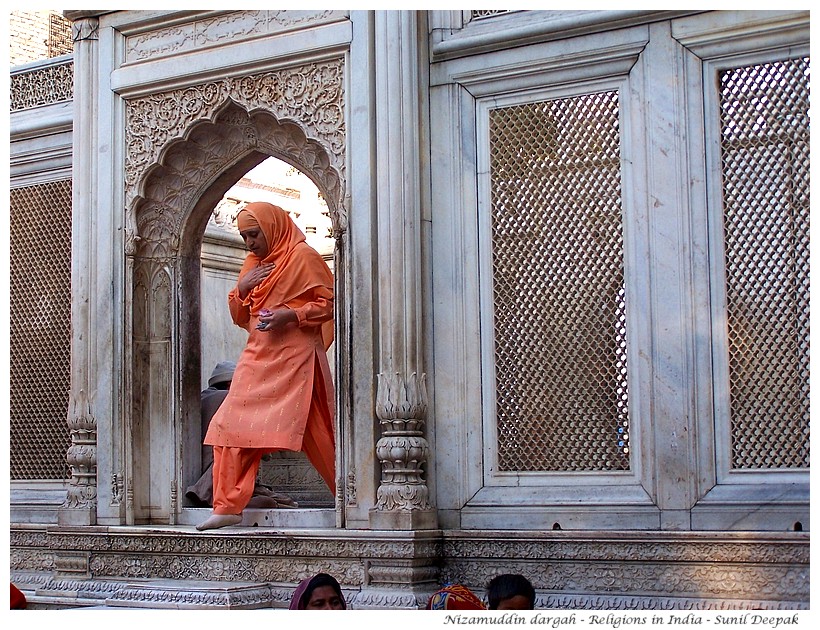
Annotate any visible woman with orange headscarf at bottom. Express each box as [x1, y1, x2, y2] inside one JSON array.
[[197, 202, 336, 531], [426, 584, 486, 610]]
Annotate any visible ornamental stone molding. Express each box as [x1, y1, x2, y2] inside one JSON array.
[[125, 58, 346, 233], [9, 60, 74, 111], [10, 526, 808, 610], [538, 595, 803, 611], [106, 581, 273, 609], [439, 536, 809, 564], [125, 10, 348, 64]]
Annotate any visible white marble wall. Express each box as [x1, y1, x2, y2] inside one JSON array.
[[8, 7, 803, 534], [427, 9, 809, 532], [199, 226, 247, 390]]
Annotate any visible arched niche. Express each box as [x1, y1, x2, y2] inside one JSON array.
[[125, 101, 344, 524]]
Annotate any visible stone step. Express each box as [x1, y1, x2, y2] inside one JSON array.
[[177, 507, 336, 529], [103, 579, 275, 609]]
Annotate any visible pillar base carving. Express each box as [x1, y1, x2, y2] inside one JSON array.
[[372, 372, 437, 530], [368, 506, 437, 531], [58, 506, 96, 527], [59, 389, 98, 526]]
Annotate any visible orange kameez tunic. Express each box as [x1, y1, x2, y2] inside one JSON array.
[[204, 283, 335, 454], [203, 268, 336, 516]]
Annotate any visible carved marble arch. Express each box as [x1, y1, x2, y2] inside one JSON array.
[[132, 101, 344, 254], [125, 101, 345, 524]]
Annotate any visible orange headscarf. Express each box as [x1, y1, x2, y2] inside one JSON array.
[[235, 202, 333, 314], [426, 585, 487, 610]]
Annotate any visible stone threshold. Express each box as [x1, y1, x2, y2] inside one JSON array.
[[177, 506, 336, 529]]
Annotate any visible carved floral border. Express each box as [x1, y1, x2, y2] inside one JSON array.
[[125, 58, 345, 218], [10, 527, 809, 608]]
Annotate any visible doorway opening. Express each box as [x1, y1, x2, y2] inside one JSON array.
[[198, 156, 336, 508]]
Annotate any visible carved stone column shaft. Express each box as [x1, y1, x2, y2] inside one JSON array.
[[59, 15, 99, 526], [370, 11, 436, 530]]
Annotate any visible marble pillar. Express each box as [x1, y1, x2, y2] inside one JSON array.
[[369, 11, 436, 531], [59, 15, 99, 527]]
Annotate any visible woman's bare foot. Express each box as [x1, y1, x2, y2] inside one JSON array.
[[196, 513, 242, 531]]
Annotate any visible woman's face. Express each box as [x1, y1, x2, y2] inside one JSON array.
[[305, 585, 345, 610], [239, 226, 269, 258]]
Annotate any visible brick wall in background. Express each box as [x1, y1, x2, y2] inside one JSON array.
[[9, 10, 71, 66]]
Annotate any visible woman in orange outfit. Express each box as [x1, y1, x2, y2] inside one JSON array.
[[197, 201, 336, 531]]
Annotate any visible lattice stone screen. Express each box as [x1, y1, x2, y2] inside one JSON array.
[[471, 10, 515, 20], [10, 60, 74, 112], [489, 91, 630, 472], [48, 12, 73, 58], [9, 181, 73, 480], [719, 57, 810, 470]]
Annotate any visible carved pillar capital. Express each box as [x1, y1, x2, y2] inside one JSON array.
[[371, 372, 436, 530], [59, 390, 97, 525], [71, 16, 99, 43]]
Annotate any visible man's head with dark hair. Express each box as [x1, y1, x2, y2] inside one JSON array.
[[486, 573, 535, 610]]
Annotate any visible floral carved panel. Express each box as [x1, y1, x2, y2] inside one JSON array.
[[10, 60, 74, 111], [125, 10, 348, 63], [125, 57, 346, 247]]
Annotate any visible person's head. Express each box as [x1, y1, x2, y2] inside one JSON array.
[[208, 360, 236, 390], [236, 202, 302, 261], [426, 584, 486, 610], [486, 573, 535, 610], [289, 573, 346, 610]]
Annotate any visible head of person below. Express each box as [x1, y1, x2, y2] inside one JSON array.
[[426, 584, 486, 610], [486, 573, 536, 610], [206, 360, 236, 392], [289, 573, 347, 610], [195, 202, 336, 532]]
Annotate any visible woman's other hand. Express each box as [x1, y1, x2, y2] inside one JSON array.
[[238, 263, 276, 299], [256, 307, 298, 332]]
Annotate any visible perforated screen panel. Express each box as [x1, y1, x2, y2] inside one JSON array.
[[719, 57, 810, 470], [48, 12, 73, 58], [471, 10, 514, 20], [9, 181, 73, 480], [489, 91, 630, 472]]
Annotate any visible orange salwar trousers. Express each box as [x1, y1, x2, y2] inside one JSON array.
[[211, 412, 337, 515]]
